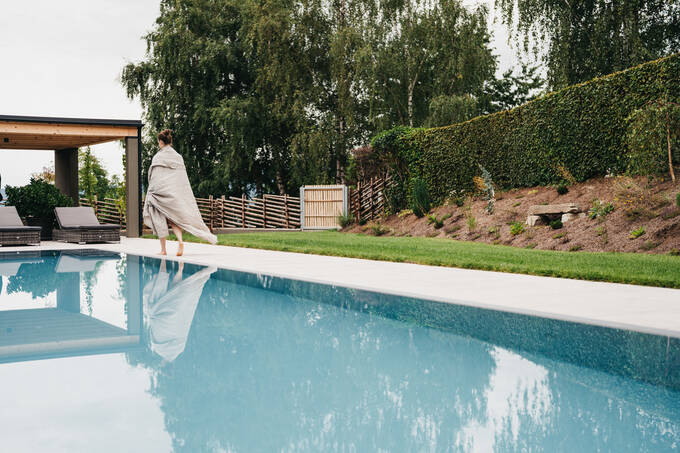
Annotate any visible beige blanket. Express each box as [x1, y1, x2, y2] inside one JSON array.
[[143, 145, 217, 244]]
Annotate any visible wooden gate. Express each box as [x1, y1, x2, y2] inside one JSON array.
[[300, 185, 348, 230]]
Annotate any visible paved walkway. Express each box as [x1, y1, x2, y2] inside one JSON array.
[[8, 238, 680, 338]]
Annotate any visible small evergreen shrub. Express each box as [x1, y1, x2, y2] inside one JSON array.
[[510, 221, 525, 236], [369, 222, 389, 236], [550, 219, 563, 229], [410, 178, 431, 218], [556, 184, 569, 195], [337, 212, 355, 228], [676, 192, 680, 208]]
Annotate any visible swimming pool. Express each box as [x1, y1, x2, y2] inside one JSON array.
[[0, 249, 678, 452]]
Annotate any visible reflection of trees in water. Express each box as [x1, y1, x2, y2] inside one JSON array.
[[6, 260, 60, 299], [125, 262, 680, 452]]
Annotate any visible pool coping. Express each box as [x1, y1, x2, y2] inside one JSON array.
[[4, 239, 680, 339]]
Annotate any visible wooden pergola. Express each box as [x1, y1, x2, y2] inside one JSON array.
[[0, 115, 142, 237]]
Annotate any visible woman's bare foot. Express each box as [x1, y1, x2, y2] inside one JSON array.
[[177, 243, 184, 257], [158, 251, 167, 256]]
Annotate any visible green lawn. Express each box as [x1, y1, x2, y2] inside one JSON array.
[[150, 231, 680, 288]]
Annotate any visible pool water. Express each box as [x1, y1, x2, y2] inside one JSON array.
[[0, 250, 678, 452]]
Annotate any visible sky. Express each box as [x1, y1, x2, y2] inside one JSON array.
[[0, 0, 514, 190]]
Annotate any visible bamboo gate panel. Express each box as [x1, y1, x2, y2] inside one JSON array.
[[300, 185, 348, 229], [80, 196, 126, 229], [349, 175, 392, 222]]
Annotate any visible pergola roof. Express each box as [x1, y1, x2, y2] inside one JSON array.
[[0, 114, 141, 150]]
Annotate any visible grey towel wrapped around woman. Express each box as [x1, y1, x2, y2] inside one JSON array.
[[143, 145, 217, 244]]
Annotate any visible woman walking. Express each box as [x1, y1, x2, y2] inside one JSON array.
[[143, 129, 217, 256]]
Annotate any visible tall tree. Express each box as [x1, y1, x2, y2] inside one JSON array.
[[78, 147, 112, 201], [496, 0, 680, 88]]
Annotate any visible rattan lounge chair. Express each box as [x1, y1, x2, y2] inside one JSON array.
[[0, 206, 41, 246], [53, 207, 120, 244]]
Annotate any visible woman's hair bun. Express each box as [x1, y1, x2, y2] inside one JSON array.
[[157, 129, 173, 145]]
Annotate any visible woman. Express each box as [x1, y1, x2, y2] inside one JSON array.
[[143, 129, 217, 256]]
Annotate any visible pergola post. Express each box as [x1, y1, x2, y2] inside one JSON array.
[[54, 147, 79, 205], [125, 134, 141, 237]]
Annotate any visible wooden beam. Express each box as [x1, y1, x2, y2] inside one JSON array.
[[0, 121, 138, 138]]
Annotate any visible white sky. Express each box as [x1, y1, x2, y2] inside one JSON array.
[[0, 0, 514, 190]]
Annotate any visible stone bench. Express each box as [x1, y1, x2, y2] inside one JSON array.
[[526, 203, 583, 226]]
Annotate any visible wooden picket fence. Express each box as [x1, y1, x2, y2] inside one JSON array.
[[80, 196, 126, 229], [349, 175, 393, 222], [196, 194, 301, 230]]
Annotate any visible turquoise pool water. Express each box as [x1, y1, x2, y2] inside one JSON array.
[[0, 250, 678, 452]]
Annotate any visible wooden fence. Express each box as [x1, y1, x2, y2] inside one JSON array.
[[80, 196, 126, 229], [349, 175, 392, 222], [196, 194, 301, 229]]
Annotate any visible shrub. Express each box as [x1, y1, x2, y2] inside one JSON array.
[[369, 222, 389, 236], [552, 232, 567, 239], [677, 192, 680, 208], [588, 200, 614, 219], [550, 219, 563, 229], [373, 54, 680, 204], [510, 221, 525, 236], [410, 178, 431, 218], [427, 213, 452, 229], [670, 248, 680, 256], [556, 184, 569, 195], [466, 214, 477, 232], [629, 226, 646, 239], [5, 178, 74, 236], [337, 212, 355, 228], [569, 245, 582, 252]]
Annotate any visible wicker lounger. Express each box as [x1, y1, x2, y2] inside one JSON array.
[[0, 206, 42, 246], [53, 207, 121, 244]]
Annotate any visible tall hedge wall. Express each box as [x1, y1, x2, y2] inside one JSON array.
[[374, 53, 680, 205]]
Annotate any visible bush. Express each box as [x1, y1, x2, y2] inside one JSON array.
[[369, 222, 389, 236], [550, 219, 563, 229], [427, 213, 451, 229], [510, 221, 525, 236], [5, 178, 74, 237], [588, 200, 614, 219], [337, 212, 355, 228], [410, 178, 431, 217], [373, 54, 680, 204], [676, 192, 680, 208], [556, 184, 569, 195]]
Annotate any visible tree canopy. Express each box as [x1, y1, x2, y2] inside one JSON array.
[[122, 0, 505, 196]]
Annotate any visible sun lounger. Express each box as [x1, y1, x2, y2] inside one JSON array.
[[0, 206, 41, 246], [53, 207, 120, 244]]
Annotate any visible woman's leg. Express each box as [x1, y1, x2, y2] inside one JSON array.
[[158, 237, 167, 255], [170, 223, 184, 256]]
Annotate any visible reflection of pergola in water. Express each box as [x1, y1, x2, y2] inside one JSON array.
[[0, 251, 143, 363], [0, 114, 142, 237]]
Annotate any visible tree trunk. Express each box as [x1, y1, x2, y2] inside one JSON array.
[[667, 111, 676, 182]]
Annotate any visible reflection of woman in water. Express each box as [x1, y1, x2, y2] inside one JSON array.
[[143, 129, 217, 257], [143, 259, 217, 362]]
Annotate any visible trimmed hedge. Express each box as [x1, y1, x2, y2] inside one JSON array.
[[373, 54, 680, 205]]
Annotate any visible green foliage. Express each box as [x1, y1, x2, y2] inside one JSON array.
[[466, 213, 477, 232], [550, 219, 563, 230], [427, 213, 452, 229], [337, 212, 355, 228], [552, 232, 567, 239], [510, 221, 525, 236], [478, 165, 496, 214], [676, 192, 680, 208], [5, 178, 74, 230], [479, 64, 544, 113], [556, 184, 569, 195], [625, 99, 680, 179], [78, 147, 121, 201], [496, 0, 680, 89], [589, 200, 615, 220], [373, 55, 680, 206], [410, 178, 431, 218], [369, 222, 389, 236], [630, 226, 646, 239]]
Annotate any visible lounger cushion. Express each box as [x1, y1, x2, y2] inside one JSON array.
[[55, 207, 119, 229], [0, 226, 42, 231], [58, 224, 120, 231], [0, 206, 26, 227]]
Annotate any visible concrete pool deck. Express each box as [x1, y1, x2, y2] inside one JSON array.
[[5, 238, 680, 338]]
